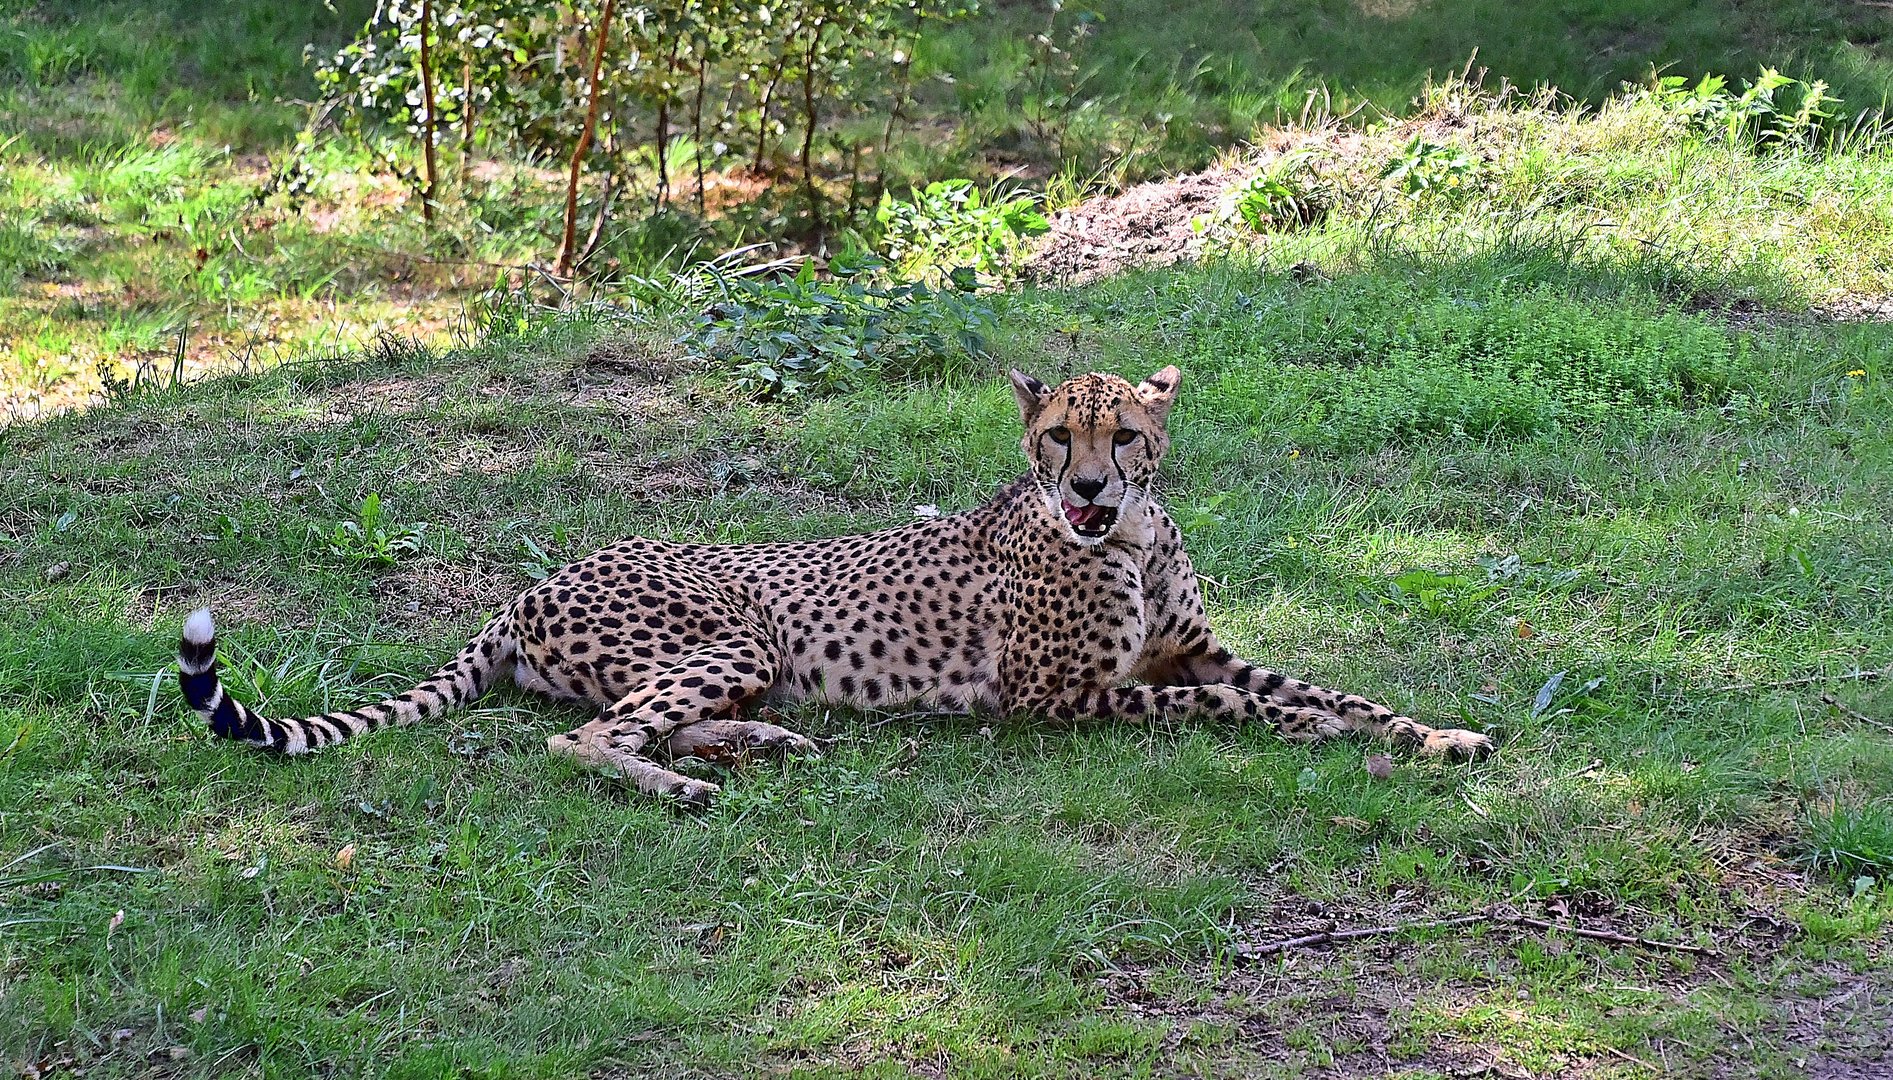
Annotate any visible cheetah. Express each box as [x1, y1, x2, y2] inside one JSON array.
[[178, 367, 1492, 806]]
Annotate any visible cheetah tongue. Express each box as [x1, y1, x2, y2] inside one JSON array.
[[1062, 500, 1107, 529]]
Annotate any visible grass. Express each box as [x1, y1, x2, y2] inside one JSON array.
[[5, 0, 1893, 412], [4, 188, 1892, 1074], [4, 2, 1893, 1075], [922, 0, 1893, 181]]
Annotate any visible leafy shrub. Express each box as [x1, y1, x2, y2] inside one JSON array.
[[683, 253, 996, 397], [876, 180, 1050, 281], [1226, 151, 1324, 232], [1380, 135, 1481, 196], [326, 493, 427, 566], [1643, 67, 1841, 149]]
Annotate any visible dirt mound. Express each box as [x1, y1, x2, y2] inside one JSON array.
[[1024, 164, 1247, 286], [1021, 129, 1363, 286]]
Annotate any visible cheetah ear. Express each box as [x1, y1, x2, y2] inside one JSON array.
[[1009, 369, 1051, 423], [1136, 365, 1181, 423]]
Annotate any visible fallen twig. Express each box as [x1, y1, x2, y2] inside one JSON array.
[[1603, 1045, 1658, 1071], [1820, 693, 1893, 735], [1235, 908, 1716, 960], [1502, 913, 1714, 955], [1234, 915, 1488, 958], [1708, 667, 1887, 694]]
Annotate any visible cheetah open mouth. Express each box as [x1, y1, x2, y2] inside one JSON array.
[[1062, 499, 1118, 538]]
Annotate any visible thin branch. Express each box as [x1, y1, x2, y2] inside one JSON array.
[[1235, 916, 1488, 958], [1502, 913, 1715, 955], [1708, 667, 1887, 694], [1821, 692, 1893, 735], [1235, 909, 1716, 960], [692, 47, 708, 214], [578, 168, 618, 270], [459, 55, 476, 184], [558, 0, 618, 280]]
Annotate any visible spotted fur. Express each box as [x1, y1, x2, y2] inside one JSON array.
[[178, 367, 1491, 805]]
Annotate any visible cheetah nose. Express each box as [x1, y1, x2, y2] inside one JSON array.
[[1070, 477, 1106, 502]]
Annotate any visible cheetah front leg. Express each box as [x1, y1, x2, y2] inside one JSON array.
[[1170, 645, 1493, 758], [1051, 683, 1342, 740], [547, 638, 783, 806]]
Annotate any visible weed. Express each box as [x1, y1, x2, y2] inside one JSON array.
[[325, 492, 428, 567], [1195, 150, 1325, 240], [683, 253, 995, 397], [1379, 568, 1499, 623], [512, 525, 572, 581], [876, 179, 1050, 281], [1379, 134, 1482, 197], [1643, 67, 1846, 150]]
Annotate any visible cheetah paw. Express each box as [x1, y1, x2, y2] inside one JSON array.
[[758, 729, 820, 757], [668, 778, 720, 810], [1417, 727, 1494, 759]]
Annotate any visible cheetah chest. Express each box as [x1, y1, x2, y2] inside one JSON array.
[[1001, 544, 1151, 699]]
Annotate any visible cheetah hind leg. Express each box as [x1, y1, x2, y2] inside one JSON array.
[[663, 717, 818, 766], [547, 722, 722, 809], [547, 640, 782, 808]]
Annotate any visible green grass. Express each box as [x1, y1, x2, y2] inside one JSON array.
[[926, 0, 1893, 180], [5, 0, 1893, 412], [4, 2, 1893, 1075], [4, 221, 1891, 1074]]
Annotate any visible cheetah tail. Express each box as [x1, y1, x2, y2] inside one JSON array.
[[177, 607, 517, 755]]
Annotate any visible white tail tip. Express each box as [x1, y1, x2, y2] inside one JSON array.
[[183, 607, 216, 644]]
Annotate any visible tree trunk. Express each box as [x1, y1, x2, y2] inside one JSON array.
[[799, 25, 822, 237], [752, 59, 785, 173], [557, 0, 618, 280], [846, 141, 860, 225], [459, 54, 476, 184], [417, 0, 438, 228], [655, 37, 680, 210], [692, 49, 708, 214]]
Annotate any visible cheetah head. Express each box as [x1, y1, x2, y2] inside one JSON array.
[[1009, 366, 1180, 546]]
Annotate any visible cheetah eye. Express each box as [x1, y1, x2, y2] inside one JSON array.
[[1112, 429, 1139, 446], [1046, 427, 1071, 445]]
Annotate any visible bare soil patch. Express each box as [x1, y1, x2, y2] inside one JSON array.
[[377, 558, 526, 627], [1755, 964, 1893, 1080], [1084, 883, 1888, 1079], [1025, 162, 1250, 287]]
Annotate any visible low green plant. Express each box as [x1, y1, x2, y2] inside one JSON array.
[[1644, 67, 1842, 149], [0, 211, 69, 287], [1220, 150, 1324, 233], [875, 180, 1050, 281], [683, 254, 996, 397], [1378, 568, 1498, 622], [326, 492, 428, 567], [1800, 804, 1893, 880], [514, 526, 571, 580], [1379, 134, 1480, 196], [1279, 283, 1764, 448]]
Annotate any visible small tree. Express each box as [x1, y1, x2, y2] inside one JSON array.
[[315, 0, 980, 269]]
